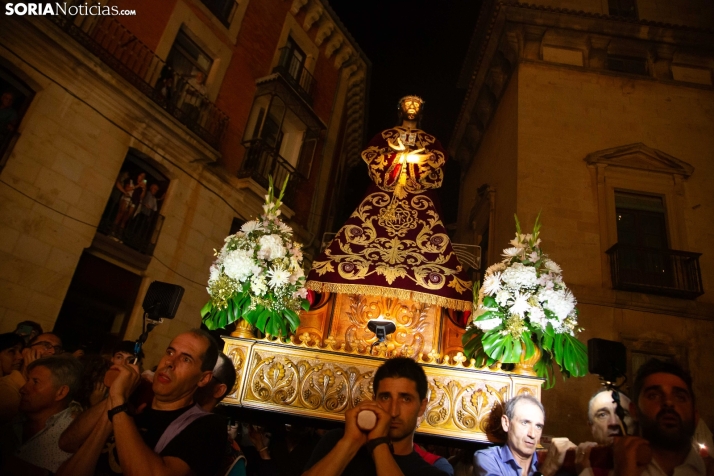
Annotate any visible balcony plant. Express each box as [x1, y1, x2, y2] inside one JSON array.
[[201, 177, 309, 336], [461, 214, 587, 386]]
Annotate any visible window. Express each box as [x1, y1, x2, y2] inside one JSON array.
[[615, 192, 668, 249], [97, 149, 169, 256], [200, 0, 239, 27], [608, 0, 637, 18], [0, 68, 34, 173], [607, 55, 648, 76], [166, 29, 213, 79], [273, 36, 315, 102], [613, 192, 673, 289], [243, 93, 316, 175], [586, 143, 702, 298]]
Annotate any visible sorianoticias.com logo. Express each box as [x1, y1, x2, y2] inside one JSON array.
[[5, 2, 136, 16]]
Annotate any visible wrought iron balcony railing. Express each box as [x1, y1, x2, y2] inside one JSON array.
[[201, 0, 239, 26], [238, 139, 306, 207], [272, 47, 316, 104], [606, 243, 704, 299], [48, 9, 228, 149]]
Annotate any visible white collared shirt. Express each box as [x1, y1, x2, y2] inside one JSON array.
[[641, 447, 706, 476], [13, 403, 81, 472]]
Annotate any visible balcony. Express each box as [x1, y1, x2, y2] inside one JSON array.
[[238, 138, 306, 207], [273, 47, 316, 104], [201, 0, 239, 27], [606, 243, 704, 299], [48, 10, 228, 149]]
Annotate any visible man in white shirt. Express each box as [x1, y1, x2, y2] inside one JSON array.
[[0, 354, 83, 475], [614, 359, 709, 476]]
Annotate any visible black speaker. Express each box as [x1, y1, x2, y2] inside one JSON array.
[[142, 281, 184, 320], [588, 338, 627, 382]]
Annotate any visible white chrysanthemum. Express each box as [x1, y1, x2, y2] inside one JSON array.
[[495, 289, 511, 306], [502, 247, 524, 259], [539, 288, 576, 321], [258, 234, 287, 261], [482, 272, 502, 296], [501, 262, 538, 289], [267, 267, 291, 289], [509, 291, 531, 317], [208, 264, 220, 284], [544, 259, 562, 274], [222, 249, 254, 282], [241, 220, 262, 234]]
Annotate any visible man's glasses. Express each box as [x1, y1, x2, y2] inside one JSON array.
[[31, 341, 64, 354]]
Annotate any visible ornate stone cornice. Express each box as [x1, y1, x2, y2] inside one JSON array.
[[584, 143, 695, 178], [450, 1, 714, 170]]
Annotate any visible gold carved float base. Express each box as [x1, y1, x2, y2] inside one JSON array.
[[222, 334, 543, 442]]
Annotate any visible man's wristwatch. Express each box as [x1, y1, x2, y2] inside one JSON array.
[[108, 403, 129, 421], [365, 437, 392, 454]]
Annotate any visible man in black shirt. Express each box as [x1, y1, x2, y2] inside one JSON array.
[[303, 357, 448, 476], [57, 329, 226, 476]]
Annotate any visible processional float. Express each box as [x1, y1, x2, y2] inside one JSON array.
[[204, 96, 549, 443]]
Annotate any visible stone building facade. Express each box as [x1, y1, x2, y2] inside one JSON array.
[[0, 0, 369, 366], [451, 0, 714, 441]]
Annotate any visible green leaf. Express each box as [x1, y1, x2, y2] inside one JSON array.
[[226, 301, 234, 326], [203, 309, 218, 330], [482, 296, 498, 308], [230, 298, 240, 324], [218, 309, 228, 329], [301, 299, 310, 311], [523, 333, 535, 359], [241, 298, 252, 317], [284, 309, 301, 331], [243, 306, 261, 326], [475, 310, 500, 321], [276, 313, 288, 337], [266, 315, 278, 336], [256, 309, 270, 332], [200, 301, 213, 318]]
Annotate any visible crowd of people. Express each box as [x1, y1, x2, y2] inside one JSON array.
[[1, 320, 712, 476]]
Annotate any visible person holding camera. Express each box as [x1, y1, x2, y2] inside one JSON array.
[[56, 329, 227, 476], [613, 359, 711, 476], [303, 357, 449, 476]]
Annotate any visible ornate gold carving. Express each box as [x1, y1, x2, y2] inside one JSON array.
[[341, 294, 431, 358], [223, 336, 543, 442], [245, 351, 374, 415]]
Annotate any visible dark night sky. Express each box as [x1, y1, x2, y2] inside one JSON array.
[[327, 0, 483, 226], [329, 0, 482, 147]]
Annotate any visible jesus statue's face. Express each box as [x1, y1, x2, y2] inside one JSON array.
[[401, 98, 422, 120]]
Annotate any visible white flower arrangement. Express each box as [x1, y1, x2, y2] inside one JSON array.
[[201, 177, 309, 336], [462, 214, 587, 385]]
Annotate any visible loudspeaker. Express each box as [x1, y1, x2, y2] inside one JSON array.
[[142, 281, 184, 319], [588, 338, 627, 382]]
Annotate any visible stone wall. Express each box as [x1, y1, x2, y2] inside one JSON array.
[[458, 57, 714, 441]]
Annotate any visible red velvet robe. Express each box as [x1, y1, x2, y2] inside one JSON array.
[[306, 126, 473, 311]]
